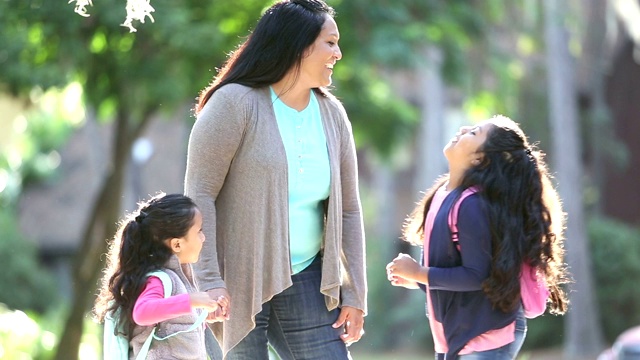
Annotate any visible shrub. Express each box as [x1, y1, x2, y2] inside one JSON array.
[[0, 207, 60, 313], [588, 217, 640, 342]]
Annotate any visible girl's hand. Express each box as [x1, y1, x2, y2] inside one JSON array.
[[189, 292, 220, 312], [387, 275, 420, 289], [386, 253, 428, 285], [206, 288, 231, 322]]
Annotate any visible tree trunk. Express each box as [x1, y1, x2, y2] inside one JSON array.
[[53, 109, 149, 359], [543, 0, 605, 358], [414, 45, 447, 193], [579, 0, 613, 215], [603, 3, 640, 224]]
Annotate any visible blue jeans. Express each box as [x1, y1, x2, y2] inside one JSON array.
[[225, 256, 350, 360], [437, 311, 527, 360]]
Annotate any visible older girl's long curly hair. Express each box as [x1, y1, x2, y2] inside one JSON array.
[[93, 193, 198, 339], [403, 115, 569, 315]]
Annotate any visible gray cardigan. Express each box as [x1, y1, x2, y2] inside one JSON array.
[[184, 84, 367, 356]]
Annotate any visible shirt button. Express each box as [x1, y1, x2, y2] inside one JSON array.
[[299, 168, 304, 174]]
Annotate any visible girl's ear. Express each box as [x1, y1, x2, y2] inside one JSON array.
[[472, 151, 486, 166], [168, 238, 182, 253]]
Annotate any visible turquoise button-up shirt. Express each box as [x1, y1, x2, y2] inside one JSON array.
[[270, 87, 331, 274]]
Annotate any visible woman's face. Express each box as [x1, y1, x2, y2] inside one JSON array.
[[298, 14, 342, 88], [443, 121, 494, 169]]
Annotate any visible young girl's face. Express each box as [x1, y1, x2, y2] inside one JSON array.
[[443, 121, 494, 169], [175, 208, 205, 264]]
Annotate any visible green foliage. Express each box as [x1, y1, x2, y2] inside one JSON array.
[[330, 0, 488, 158], [335, 0, 483, 71], [0, 305, 56, 360], [357, 237, 432, 352], [333, 70, 418, 156], [0, 304, 103, 360], [0, 208, 60, 314], [522, 313, 565, 350], [0, 86, 81, 206], [589, 217, 640, 342], [517, 217, 640, 349], [0, 0, 267, 122], [0, 0, 497, 160]]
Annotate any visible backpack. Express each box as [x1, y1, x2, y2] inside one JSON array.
[[448, 187, 550, 319], [104, 270, 173, 360]]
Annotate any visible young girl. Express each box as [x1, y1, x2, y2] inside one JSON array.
[[94, 193, 225, 359], [386, 115, 569, 359]]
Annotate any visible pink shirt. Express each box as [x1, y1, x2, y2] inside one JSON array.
[[132, 276, 192, 326], [424, 186, 514, 355]]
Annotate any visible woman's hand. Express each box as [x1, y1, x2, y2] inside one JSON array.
[[333, 306, 365, 346], [386, 253, 428, 285], [205, 288, 231, 322]]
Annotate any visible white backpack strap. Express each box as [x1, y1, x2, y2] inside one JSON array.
[[136, 328, 157, 360], [152, 310, 208, 341], [146, 270, 173, 299], [137, 270, 209, 353], [134, 270, 173, 360], [146, 270, 208, 341]]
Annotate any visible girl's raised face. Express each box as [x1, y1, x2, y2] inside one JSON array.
[[443, 121, 495, 169], [298, 14, 342, 89], [172, 208, 205, 264]]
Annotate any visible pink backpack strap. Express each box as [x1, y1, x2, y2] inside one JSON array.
[[449, 187, 479, 251]]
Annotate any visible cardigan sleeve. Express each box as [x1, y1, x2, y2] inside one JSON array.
[[184, 85, 248, 292], [335, 101, 367, 313], [428, 196, 492, 291]]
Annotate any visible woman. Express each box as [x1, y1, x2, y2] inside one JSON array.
[[184, 1, 366, 359], [386, 115, 569, 359]]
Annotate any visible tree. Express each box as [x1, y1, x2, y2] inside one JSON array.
[[543, 0, 604, 358]]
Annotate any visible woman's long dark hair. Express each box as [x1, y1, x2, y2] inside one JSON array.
[[195, 0, 335, 114], [93, 193, 198, 338], [403, 115, 569, 315]]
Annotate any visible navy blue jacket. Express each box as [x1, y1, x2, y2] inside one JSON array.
[[425, 188, 518, 359]]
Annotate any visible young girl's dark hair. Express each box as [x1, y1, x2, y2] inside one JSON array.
[[403, 115, 569, 316], [195, 0, 335, 114], [93, 193, 198, 338]]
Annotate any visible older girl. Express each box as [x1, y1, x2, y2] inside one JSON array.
[[387, 115, 569, 359]]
